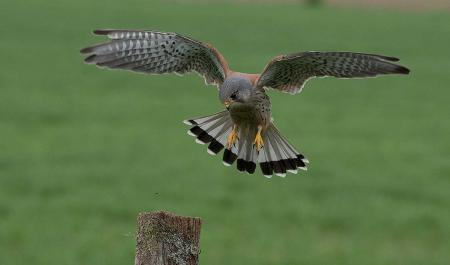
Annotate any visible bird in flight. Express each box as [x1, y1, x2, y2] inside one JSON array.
[[81, 29, 409, 178]]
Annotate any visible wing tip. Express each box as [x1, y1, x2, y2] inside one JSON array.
[[93, 29, 113, 35], [83, 54, 97, 63], [394, 65, 410, 75], [80, 46, 93, 54], [377, 55, 400, 62], [80, 29, 113, 54], [374, 54, 410, 74]]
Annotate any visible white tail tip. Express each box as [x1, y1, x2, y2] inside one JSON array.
[[298, 166, 308, 171], [264, 174, 273, 179], [195, 139, 206, 145], [207, 149, 216, 156], [183, 120, 193, 125], [223, 161, 232, 167], [187, 130, 196, 137]]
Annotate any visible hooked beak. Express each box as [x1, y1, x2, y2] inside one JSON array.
[[224, 99, 234, 109]]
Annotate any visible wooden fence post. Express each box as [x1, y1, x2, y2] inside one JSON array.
[[135, 211, 202, 265]]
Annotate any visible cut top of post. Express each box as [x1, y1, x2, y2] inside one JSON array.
[[135, 211, 202, 265]]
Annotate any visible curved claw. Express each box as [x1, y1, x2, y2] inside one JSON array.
[[227, 125, 238, 149], [253, 126, 264, 151]]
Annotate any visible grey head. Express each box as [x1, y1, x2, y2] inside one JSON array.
[[219, 76, 253, 107]]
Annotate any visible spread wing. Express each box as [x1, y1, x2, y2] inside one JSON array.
[[256, 51, 410, 94], [80, 29, 229, 87]]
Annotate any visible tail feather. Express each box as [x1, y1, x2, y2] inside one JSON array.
[[236, 130, 257, 174], [270, 132, 296, 175], [258, 124, 308, 177], [185, 112, 307, 177], [271, 126, 308, 170], [261, 128, 287, 177]]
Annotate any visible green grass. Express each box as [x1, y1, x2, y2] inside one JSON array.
[[1, 1, 450, 264]]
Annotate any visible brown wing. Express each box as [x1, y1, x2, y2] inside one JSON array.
[[80, 29, 230, 87], [256, 51, 410, 94]]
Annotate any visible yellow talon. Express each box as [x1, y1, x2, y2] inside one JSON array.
[[254, 126, 264, 151], [227, 125, 238, 149]]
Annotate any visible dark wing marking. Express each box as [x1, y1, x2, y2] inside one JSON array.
[[256, 51, 410, 94], [81, 29, 229, 87]]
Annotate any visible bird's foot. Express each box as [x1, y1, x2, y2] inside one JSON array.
[[227, 125, 238, 149], [253, 126, 264, 151]]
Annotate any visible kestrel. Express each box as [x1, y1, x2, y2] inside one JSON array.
[[81, 29, 409, 177]]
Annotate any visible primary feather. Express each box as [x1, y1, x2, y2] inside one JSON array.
[[80, 29, 228, 86], [256, 51, 410, 94]]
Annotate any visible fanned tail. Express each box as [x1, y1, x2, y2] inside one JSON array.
[[184, 113, 308, 177]]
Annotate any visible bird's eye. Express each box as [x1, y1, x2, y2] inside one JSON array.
[[230, 93, 237, 100]]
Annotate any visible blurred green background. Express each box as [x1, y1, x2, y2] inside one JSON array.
[[1, 0, 449, 264]]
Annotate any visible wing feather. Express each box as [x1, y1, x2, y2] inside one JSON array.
[[81, 29, 229, 87], [256, 51, 410, 94]]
